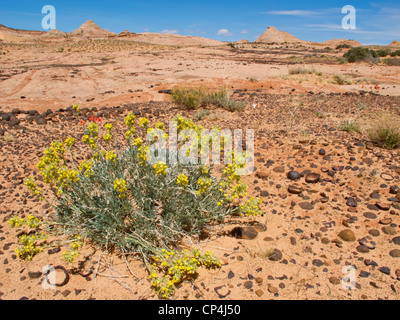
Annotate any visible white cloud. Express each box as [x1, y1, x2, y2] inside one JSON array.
[[265, 8, 342, 16], [240, 29, 250, 34], [161, 29, 178, 34], [217, 28, 233, 36], [267, 10, 317, 16]]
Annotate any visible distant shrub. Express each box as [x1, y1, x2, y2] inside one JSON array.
[[344, 47, 378, 63], [390, 50, 400, 57], [336, 44, 352, 49], [382, 58, 400, 66], [288, 67, 322, 76], [376, 49, 391, 57]]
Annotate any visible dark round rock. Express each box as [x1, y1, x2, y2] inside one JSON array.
[[268, 249, 282, 262], [305, 173, 320, 184], [392, 236, 400, 245], [319, 148, 326, 155], [287, 171, 300, 180], [346, 197, 357, 207]]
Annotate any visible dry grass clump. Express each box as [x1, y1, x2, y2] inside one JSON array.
[[171, 86, 246, 112], [367, 112, 400, 149], [337, 119, 361, 134]]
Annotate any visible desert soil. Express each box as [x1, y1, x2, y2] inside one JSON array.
[[1, 38, 400, 301]]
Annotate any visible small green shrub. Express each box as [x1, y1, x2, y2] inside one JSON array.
[[390, 50, 400, 57], [24, 113, 262, 298], [336, 44, 352, 49], [376, 49, 391, 57], [344, 47, 378, 63]]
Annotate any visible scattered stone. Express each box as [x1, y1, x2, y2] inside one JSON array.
[[244, 281, 253, 289], [389, 249, 400, 258], [267, 285, 278, 294], [379, 267, 391, 275], [329, 277, 340, 285], [392, 236, 400, 245], [230, 226, 258, 240], [376, 202, 391, 211], [288, 185, 303, 194], [228, 271, 235, 279], [48, 247, 61, 255], [255, 289, 264, 297], [299, 202, 314, 211], [305, 173, 320, 184], [28, 271, 42, 279], [273, 166, 285, 173], [338, 229, 356, 242], [382, 226, 397, 235], [312, 259, 324, 267], [364, 212, 377, 219], [256, 171, 269, 179], [268, 249, 282, 262], [346, 197, 357, 207], [356, 245, 370, 253], [379, 218, 392, 225], [287, 171, 300, 180]]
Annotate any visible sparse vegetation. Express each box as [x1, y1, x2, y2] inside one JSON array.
[[193, 109, 211, 121], [332, 74, 353, 85], [367, 113, 400, 149], [171, 87, 246, 112], [337, 119, 361, 133], [382, 58, 400, 66]]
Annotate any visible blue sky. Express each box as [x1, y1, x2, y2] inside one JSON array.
[[0, 1, 399, 45]]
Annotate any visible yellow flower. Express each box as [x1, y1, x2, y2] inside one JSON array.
[[113, 178, 127, 198], [176, 174, 189, 187], [64, 137, 75, 148], [139, 117, 149, 128], [153, 161, 168, 176]]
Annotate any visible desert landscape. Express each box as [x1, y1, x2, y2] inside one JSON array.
[[1, 18, 400, 303]]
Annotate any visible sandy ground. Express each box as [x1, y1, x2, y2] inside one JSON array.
[[1, 39, 400, 302]]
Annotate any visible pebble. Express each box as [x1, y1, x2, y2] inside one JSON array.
[[244, 281, 253, 289], [299, 202, 314, 210], [329, 277, 340, 285], [255, 289, 264, 297], [267, 285, 278, 294], [230, 226, 258, 240], [379, 267, 391, 275], [389, 249, 400, 258], [287, 171, 300, 180], [305, 173, 320, 184], [288, 185, 303, 194], [28, 271, 42, 279], [392, 236, 400, 245], [382, 226, 397, 235], [273, 166, 285, 173], [268, 249, 282, 262], [346, 197, 357, 207], [338, 229, 356, 242]]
